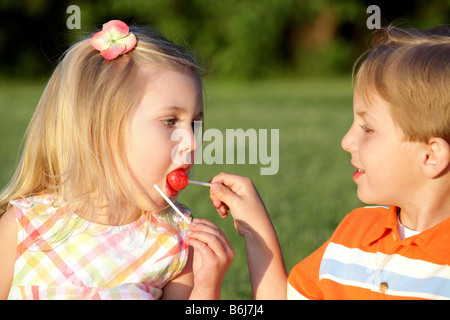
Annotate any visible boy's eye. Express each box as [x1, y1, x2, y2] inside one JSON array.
[[162, 118, 177, 127], [359, 124, 374, 133]]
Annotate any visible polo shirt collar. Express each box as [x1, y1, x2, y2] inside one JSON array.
[[413, 217, 450, 263], [363, 205, 450, 263], [362, 205, 399, 247]]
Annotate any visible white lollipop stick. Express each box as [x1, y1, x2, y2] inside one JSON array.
[[188, 180, 212, 187], [153, 184, 191, 224]]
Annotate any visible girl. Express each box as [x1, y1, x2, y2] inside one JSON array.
[[0, 20, 233, 300]]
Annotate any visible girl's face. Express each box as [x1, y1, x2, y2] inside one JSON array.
[[125, 67, 203, 211], [341, 90, 425, 206]]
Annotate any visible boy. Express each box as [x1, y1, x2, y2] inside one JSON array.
[[209, 26, 450, 299]]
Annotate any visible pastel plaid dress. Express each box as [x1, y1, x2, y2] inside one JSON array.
[[7, 194, 190, 300]]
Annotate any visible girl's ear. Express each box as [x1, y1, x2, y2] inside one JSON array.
[[422, 137, 450, 179]]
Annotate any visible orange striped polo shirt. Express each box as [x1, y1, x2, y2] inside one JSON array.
[[288, 206, 450, 300]]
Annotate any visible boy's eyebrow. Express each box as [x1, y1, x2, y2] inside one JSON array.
[[357, 110, 377, 123], [357, 111, 367, 117]]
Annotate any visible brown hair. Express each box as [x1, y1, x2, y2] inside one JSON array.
[[353, 25, 450, 143]]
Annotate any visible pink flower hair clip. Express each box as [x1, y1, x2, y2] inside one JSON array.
[[91, 20, 137, 60]]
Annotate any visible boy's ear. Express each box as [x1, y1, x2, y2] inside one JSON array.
[[422, 137, 450, 179]]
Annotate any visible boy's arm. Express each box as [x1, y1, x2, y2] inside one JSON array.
[[210, 173, 287, 299]]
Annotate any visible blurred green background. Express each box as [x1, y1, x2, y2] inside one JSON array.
[[0, 0, 448, 299], [1, 0, 449, 78]]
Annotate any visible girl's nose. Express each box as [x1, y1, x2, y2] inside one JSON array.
[[172, 127, 198, 165]]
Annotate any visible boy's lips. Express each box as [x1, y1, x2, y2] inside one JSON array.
[[352, 163, 365, 180]]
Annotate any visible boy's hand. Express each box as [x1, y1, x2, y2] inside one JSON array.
[[208, 172, 287, 299], [209, 172, 270, 237]]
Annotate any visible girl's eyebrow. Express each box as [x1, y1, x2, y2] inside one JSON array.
[[195, 110, 204, 119], [162, 106, 203, 119], [164, 106, 184, 113]]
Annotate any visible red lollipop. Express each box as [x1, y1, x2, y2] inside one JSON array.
[[167, 169, 189, 191]]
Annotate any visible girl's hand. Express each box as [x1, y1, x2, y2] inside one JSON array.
[[185, 218, 234, 299]]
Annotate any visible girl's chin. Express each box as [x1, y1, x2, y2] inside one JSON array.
[[133, 194, 166, 213]]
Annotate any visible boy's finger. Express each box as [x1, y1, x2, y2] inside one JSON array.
[[210, 182, 237, 205], [209, 194, 229, 218]]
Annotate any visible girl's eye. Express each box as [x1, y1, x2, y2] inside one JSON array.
[[162, 118, 177, 127], [191, 120, 201, 131]]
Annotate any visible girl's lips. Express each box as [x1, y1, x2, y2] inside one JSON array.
[[164, 166, 191, 197], [165, 183, 178, 197]]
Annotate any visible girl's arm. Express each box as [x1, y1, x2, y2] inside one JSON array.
[[209, 173, 287, 299], [160, 247, 194, 299], [0, 206, 17, 299], [162, 219, 234, 300]]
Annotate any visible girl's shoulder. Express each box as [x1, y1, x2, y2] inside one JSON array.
[[149, 202, 192, 235], [9, 194, 64, 227], [10, 193, 58, 212], [9, 194, 191, 238]]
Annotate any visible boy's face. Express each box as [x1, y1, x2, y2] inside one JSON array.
[[341, 90, 425, 206]]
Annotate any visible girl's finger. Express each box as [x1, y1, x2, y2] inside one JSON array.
[[189, 219, 228, 244], [187, 229, 229, 256], [189, 218, 223, 234], [184, 237, 214, 257], [187, 220, 233, 257]]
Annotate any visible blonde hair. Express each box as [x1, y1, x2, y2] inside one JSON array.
[[0, 26, 202, 224], [353, 25, 450, 143]]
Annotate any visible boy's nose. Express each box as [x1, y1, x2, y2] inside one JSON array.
[[341, 126, 355, 153]]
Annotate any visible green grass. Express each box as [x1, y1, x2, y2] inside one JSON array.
[[179, 77, 364, 299], [0, 79, 44, 186], [0, 77, 364, 299]]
